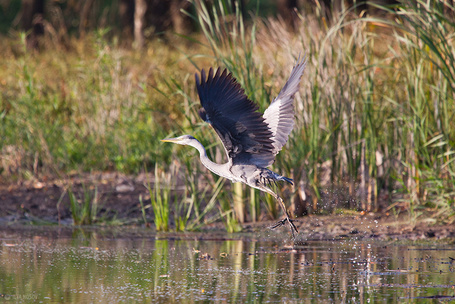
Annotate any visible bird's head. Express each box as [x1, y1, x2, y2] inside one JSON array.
[[161, 135, 197, 146]]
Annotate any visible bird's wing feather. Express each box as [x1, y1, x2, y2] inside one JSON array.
[[196, 68, 275, 167], [263, 56, 306, 159]]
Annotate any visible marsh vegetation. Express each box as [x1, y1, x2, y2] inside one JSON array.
[[0, 0, 454, 230]]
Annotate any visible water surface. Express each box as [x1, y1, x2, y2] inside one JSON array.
[[0, 227, 454, 303]]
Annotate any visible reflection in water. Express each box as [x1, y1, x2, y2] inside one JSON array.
[[0, 228, 454, 303]]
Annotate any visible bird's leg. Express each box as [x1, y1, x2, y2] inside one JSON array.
[[266, 190, 298, 238], [276, 196, 298, 238]]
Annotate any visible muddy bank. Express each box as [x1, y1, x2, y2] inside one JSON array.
[[245, 215, 455, 242], [0, 172, 152, 225], [0, 173, 454, 241]]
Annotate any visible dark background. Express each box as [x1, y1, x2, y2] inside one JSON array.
[[0, 0, 400, 49]]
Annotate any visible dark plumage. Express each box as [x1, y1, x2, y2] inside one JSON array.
[[196, 68, 274, 165], [162, 56, 307, 238]]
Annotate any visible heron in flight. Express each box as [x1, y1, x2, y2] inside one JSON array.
[[162, 57, 306, 238]]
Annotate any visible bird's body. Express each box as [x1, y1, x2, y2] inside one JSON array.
[[162, 57, 306, 238]]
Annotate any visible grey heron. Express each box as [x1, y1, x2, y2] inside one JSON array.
[[162, 57, 306, 238]]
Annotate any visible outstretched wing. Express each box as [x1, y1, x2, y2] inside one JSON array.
[[263, 56, 306, 157], [196, 68, 275, 167]]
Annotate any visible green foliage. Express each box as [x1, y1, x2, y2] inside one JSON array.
[[377, 0, 455, 221], [220, 209, 242, 233], [2, 0, 455, 227], [68, 186, 99, 225], [178, 160, 226, 231], [0, 31, 177, 177], [146, 166, 171, 232], [179, 0, 455, 224]]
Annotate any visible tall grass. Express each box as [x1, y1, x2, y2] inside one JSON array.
[[389, 0, 455, 222], [0, 30, 183, 177], [183, 0, 288, 223], [146, 165, 171, 231], [68, 185, 99, 225], [1, 0, 454, 227], [180, 0, 455, 224]]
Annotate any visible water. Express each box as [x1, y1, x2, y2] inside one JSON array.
[[0, 227, 454, 303]]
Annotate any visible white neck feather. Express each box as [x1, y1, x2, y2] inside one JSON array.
[[187, 139, 232, 180]]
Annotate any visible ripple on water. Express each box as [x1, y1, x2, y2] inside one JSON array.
[[1, 228, 454, 303]]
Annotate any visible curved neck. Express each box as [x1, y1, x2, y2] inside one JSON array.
[[189, 139, 231, 179]]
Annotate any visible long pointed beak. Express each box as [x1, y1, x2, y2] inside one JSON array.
[[161, 137, 180, 143]]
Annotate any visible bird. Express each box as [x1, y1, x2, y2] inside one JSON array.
[[162, 56, 306, 238]]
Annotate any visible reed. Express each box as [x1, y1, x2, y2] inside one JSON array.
[[68, 185, 99, 225], [183, 0, 270, 224], [146, 165, 171, 231], [181, 0, 455, 223], [1, 0, 454, 226], [374, 0, 455, 221]]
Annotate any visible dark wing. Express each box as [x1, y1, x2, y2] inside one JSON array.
[[263, 56, 306, 158], [196, 68, 275, 167]]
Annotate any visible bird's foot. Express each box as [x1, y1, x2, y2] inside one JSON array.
[[270, 218, 299, 238], [270, 218, 288, 229]]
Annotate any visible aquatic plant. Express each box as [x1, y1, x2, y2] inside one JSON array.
[[68, 185, 99, 225], [146, 165, 171, 232], [179, 0, 455, 224], [1, 0, 454, 227]]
